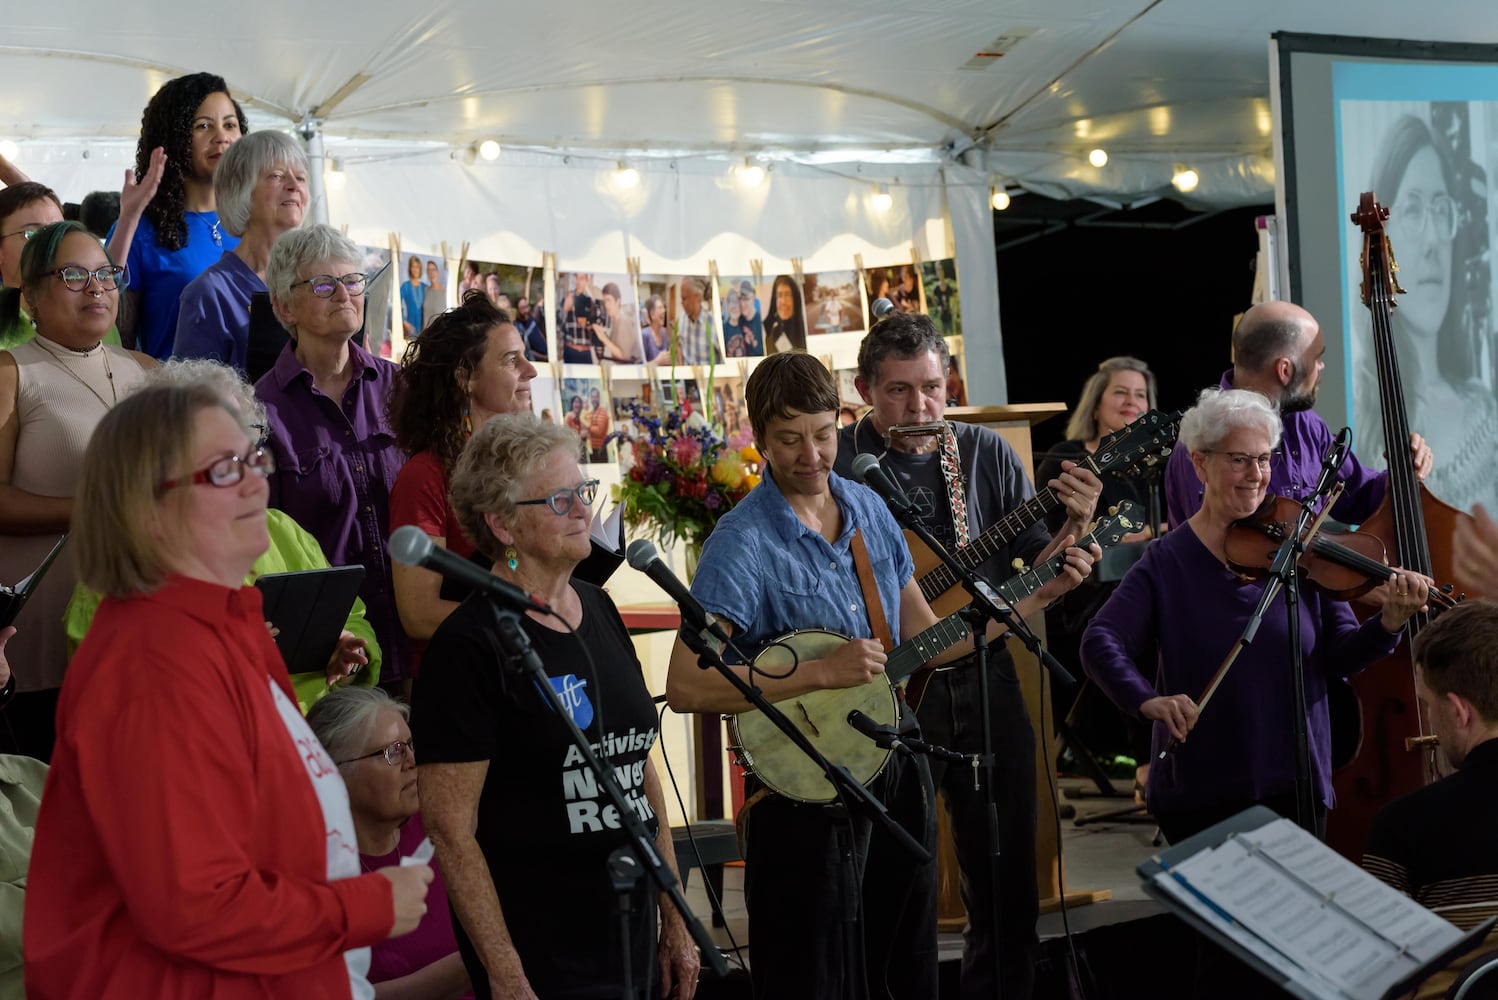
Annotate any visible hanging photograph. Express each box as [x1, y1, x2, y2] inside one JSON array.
[[529, 373, 559, 423], [919, 258, 961, 337], [659, 377, 705, 418], [719, 276, 766, 358], [467, 260, 547, 360], [637, 275, 671, 364], [762, 273, 807, 355], [710, 374, 752, 443], [556, 271, 646, 364], [803, 269, 866, 335], [835, 369, 862, 426], [357, 244, 394, 359], [561, 376, 613, 464], [667, 275, 721, 365], [864, 264, 922, 314], [398, 251, 448, 338]]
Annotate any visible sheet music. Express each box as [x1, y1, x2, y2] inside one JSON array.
[[1153, 818, 1462, 999], [590, 500, 623, 554]]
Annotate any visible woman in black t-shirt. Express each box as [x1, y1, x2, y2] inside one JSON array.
[[413, 414, 700, 1000]]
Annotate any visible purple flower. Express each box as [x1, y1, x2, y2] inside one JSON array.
[[704, 491, 723, 510]]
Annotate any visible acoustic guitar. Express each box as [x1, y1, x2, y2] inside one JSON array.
[[728, 503, 1143, 802], [910, 409, 1178, 616]]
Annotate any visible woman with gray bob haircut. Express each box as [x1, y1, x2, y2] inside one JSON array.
[[412, 413, 699, 999], [1176, 384, 1280, 454], [255, 222, 412, 688], [173, 130, 309, 371]]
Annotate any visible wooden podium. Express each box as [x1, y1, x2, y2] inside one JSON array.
[[941, 404, 1110, 928]]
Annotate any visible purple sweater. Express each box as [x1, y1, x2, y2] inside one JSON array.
[[1164, 369, 1388, 530], [1080, 523, 1402, 816]]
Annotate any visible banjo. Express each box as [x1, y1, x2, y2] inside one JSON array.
[[728, 502, 1143, 802]]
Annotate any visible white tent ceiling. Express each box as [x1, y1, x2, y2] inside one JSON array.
[[4, 0, 1498, 209]]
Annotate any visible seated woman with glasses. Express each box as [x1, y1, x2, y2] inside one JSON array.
[[0, 221, 156, 761], [412, 414, 699, 1000], [24, 379, 434, 998], [308, 686, 474, 999], [256, 224, 412, 692], [63, 358, 381, 713], [1081, 387, 1433, 848]]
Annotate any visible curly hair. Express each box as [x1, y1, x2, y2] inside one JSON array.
[[450, 413, 580, 562], [390, 290, 513, 471], [136, 72, 249, 253]]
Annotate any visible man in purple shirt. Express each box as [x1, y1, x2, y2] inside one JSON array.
[[1164, 300, 1433, 529]]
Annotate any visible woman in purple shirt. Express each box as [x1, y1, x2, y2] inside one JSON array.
[[1081, 387, 1430, 845], [255, 225, 411, 686]]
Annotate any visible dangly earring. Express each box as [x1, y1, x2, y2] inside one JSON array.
[[463, 401, 473, 436], [505, 545, 519, 572]]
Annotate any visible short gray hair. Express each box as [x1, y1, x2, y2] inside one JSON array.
[[451, 413, 582, 561], [1063, 356, 1158, 441], [139, 358, 267, 430], [1179, 387, 1282, 453], [266, 224, 362, 332], [305, 686, 408, 765], [214, 131, 309, 238]]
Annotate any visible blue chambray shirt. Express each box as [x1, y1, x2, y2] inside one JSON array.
[[690, 467, 913, 661]]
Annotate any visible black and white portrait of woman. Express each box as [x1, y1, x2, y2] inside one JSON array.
[[1342, 99, 1498, 513]]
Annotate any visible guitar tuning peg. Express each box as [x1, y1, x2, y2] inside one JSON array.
[[1011, 558, 1026, 572], [1107, 503, 1118, 515]]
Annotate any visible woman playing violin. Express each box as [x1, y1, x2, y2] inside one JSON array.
[[1081, 387, 1431, 848]]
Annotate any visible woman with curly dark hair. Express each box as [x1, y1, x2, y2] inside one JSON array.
[[110, 72, 248, 360], [388, 291, 537, 656]]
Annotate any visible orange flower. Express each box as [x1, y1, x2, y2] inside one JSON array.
[[739, 445, 761, 464]]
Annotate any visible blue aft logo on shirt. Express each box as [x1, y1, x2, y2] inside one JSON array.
[[542, 674, 594, 728]]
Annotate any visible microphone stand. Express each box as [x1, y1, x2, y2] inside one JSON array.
[[677, 623, 931, 1000], [878, 500, 1073, 1000], [481, 600, 730, 996]]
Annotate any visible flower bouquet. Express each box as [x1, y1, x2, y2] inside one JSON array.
[[610, 405, 761, 569]]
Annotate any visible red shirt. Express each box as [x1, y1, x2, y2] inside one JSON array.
[[25, 576, 393, 999], [388, 450, 476, 676]]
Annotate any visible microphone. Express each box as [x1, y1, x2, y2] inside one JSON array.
[[851, 452, 915, 516], [625, 539, 733, 647], [846, 710, 910, 755], [871, 297, 897, 320], [388, 526, 551, 614], [1306, 426, 1352, 509]]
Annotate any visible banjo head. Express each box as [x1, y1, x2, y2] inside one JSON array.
[[727, 629, 901, 803]]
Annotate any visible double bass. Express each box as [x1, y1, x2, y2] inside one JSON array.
[[1325, 193, 1480, 857]]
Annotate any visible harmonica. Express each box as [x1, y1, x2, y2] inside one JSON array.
[[884, 421, 945, 444]]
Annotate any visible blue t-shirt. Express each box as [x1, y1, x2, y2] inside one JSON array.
[[400, 280, 425, 333], [689, 468, 913, 659], [113, 211, 239, 360]]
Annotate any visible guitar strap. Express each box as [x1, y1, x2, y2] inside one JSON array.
[[938, 421, 971, 547], [850, 529, 894, 653]]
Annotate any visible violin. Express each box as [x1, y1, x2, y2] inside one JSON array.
[[1224, 494, 1461, 612]]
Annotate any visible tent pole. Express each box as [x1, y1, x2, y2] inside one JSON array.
[[297, 120, 330, 227]]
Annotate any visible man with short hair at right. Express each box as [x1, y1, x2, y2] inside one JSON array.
[[1163, 300, 1433, 529], [1362, 600, 1498, 996]]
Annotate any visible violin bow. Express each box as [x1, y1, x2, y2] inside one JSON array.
[[1160, 483, 1346, 758]]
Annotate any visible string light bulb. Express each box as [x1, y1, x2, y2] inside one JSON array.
[[614, 161, 640, 189], [871, 183, 893, 212], [1088, 148, 1109, 168], [478, 139, 501, 161], [1171, 166, 1200, 193], [0, 139, 17, 162], [736, 157, 765, 187], [991, 187, 1011, 211]]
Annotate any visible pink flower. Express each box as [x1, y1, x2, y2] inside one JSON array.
[[671, 435, 702, 466]]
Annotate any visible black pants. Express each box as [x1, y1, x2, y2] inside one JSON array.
[[918, 654, 1038, 1000], [0, 687, 60, 762], [742, 741, 939, 1000]]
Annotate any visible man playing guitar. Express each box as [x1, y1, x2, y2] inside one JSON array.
[[834, 311, 1103, 1000], [665, 351, 1094, 1000]]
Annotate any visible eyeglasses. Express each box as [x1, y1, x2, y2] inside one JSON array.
[[159, 447, 276, 492], [338, 739, 415, 767], [1206, 450, 1273, 473], [1390, 191, 1457, 242], [515, 479, 600, 516], [291, 272, 369, 298], [1, 226, 43, 242], [51, 264, 128, 292]]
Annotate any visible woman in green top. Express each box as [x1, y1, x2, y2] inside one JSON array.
[[64, 358, 381, 711]]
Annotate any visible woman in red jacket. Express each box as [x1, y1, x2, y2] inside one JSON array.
[[24, 380, 432, 999]]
